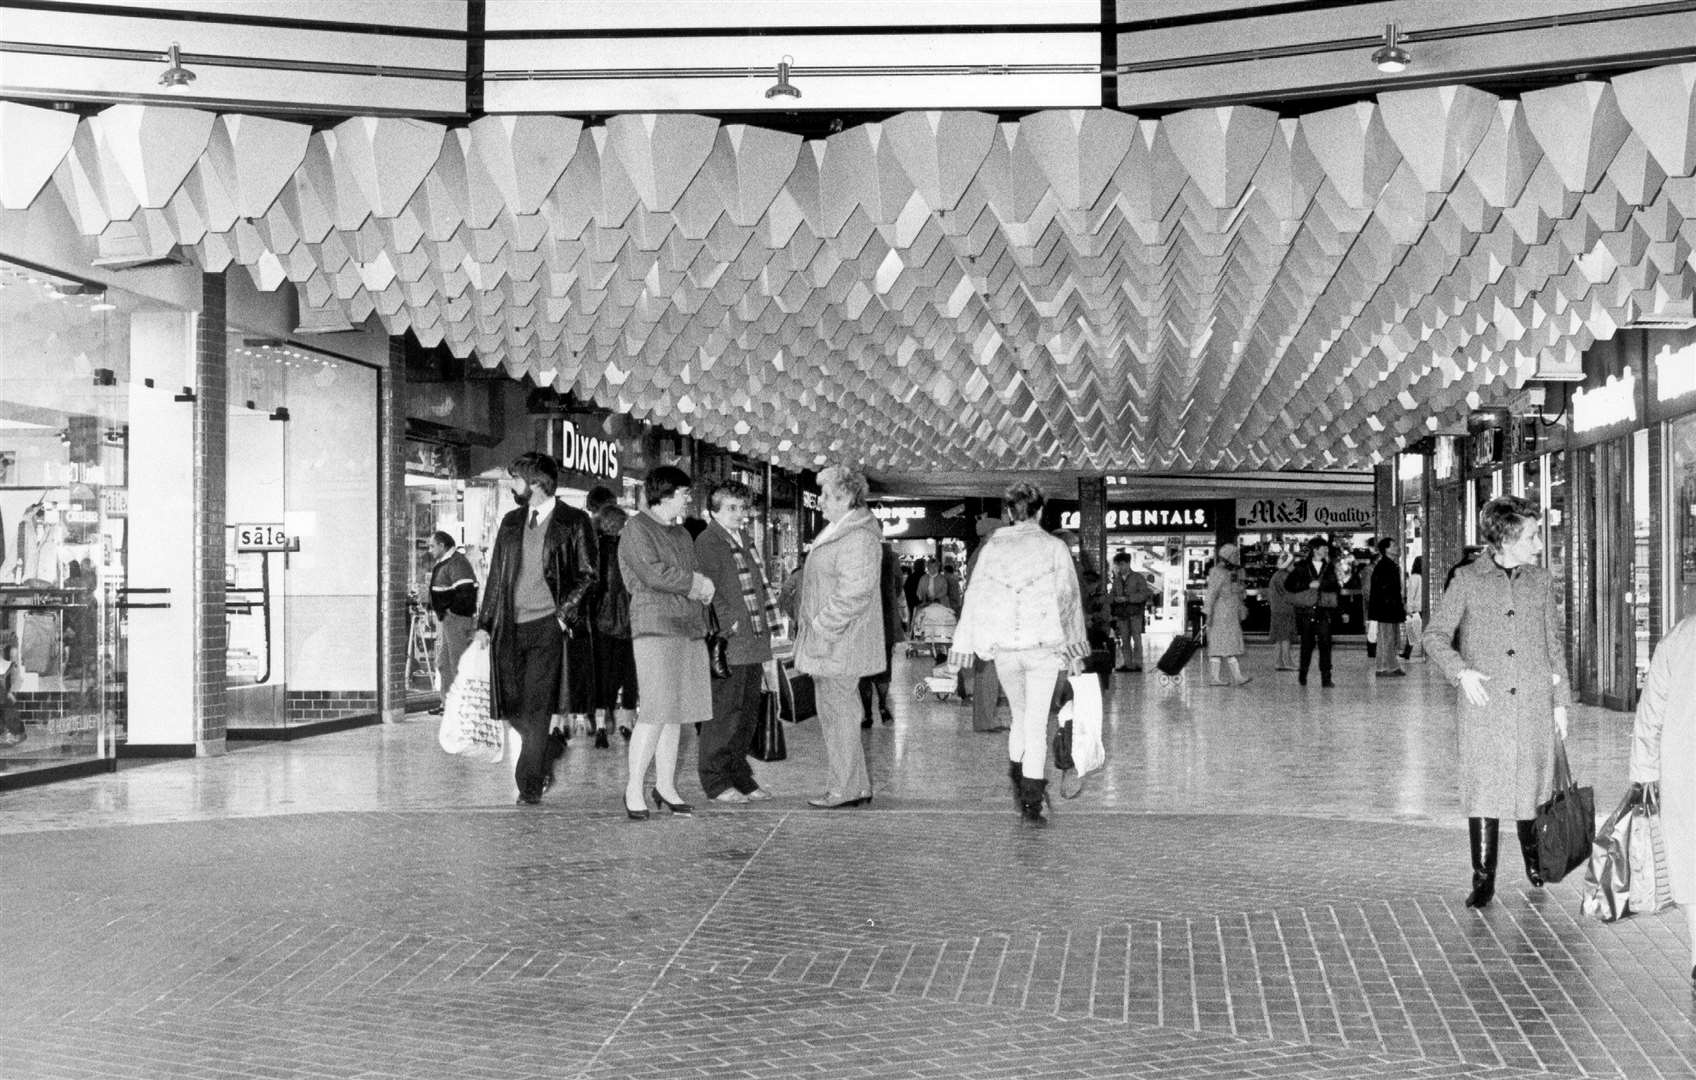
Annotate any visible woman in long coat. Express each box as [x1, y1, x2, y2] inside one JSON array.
[[1425, 496, 1570, 909], [1267, 552, 1298, 671], [793, 464, 885, 809], [1629, 614, 1696, 983], [1203, 543, 1251, 686]]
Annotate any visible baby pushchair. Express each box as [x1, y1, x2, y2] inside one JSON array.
[[906, 601, 957, 660]]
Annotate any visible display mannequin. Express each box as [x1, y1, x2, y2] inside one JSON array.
[[15, 503, 59, 586]]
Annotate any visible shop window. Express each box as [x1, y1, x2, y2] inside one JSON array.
[[225, 335, 377, 730], [1669, 416, 1696, 626], [0, 262, 145, 779]]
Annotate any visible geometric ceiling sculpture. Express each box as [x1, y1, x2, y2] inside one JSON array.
[[3, 62, 1696, 479]]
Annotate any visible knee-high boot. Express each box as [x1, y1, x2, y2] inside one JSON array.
[[1018, 776, 1048, 827], [1515, 819, 1544, 887], [1008, 760, 1023, 805], [1465, 817, 1498, 908]]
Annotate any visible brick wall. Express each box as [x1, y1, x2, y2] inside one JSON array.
[[1076, 475, 1105, 581], [194, 274, 228, 752], [285, 689, 379, 723], [378, 338, 409, 723]]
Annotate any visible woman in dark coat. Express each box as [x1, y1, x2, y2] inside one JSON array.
[[1425, 496, 1570, 909]]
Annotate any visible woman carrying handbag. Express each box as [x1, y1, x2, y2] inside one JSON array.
[[1629, 614, 1696, 982], [1425, 496, 1571, 909]]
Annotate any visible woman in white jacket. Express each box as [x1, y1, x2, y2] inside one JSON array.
[[949, 482, 1089, 827]]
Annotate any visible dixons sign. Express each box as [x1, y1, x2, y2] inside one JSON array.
[[559, 419, 619, 479]]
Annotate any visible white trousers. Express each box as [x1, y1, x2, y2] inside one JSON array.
[[995, 648, 1064, 781]]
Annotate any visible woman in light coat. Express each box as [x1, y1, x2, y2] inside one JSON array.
[[1425, 496, 1570, 909], [1629, 614, 1696, 983], [1267, 552, 1298, 671], [793, 465, 885, 809], [950, 482, 1088, 827], [1203, 543, 1251, 686]]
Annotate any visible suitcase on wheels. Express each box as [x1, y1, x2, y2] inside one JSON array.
[[1155, 631, 1204, 676]]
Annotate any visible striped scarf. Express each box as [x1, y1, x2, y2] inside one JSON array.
[[728, 530, 775, 635]]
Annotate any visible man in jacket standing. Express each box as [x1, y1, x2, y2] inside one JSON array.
[[694, 481, 778, 803], [1367, 537, 1408, 677], [473, 452, 599, 805], [1283, 535, 1341, 688], [427, 531, 479, 712]]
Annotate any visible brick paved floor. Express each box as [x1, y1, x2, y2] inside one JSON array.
[[1, 646, 1690, 1079]]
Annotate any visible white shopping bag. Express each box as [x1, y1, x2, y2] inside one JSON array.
[[439, 640, 505, 763], [1066, 672, 1106, 776]]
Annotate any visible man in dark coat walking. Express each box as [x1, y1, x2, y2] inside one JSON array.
[[474, 452, 598, 804]]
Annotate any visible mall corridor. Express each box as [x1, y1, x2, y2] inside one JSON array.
[[2, 645, 1688, 1080]]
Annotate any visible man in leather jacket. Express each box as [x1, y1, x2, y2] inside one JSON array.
[[474, 452, 599, 804], [1284, 535, 1343, 688]]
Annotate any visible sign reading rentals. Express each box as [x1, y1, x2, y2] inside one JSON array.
[[1235, 497, 1373, 531]]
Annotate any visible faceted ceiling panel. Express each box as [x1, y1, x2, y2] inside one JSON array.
[[3, 61, 1694, 477]]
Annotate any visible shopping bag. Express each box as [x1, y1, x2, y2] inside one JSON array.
[[1155, 631, 1203, 676], [777, 660, 816, 723], [1581, 783, 1673, 922], [1533, 740, 1594, 884], [438, 641, 505, 763], [748, 690, 787, 762]]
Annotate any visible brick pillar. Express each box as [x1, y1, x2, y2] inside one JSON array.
[[1077, 475, 1106, 581], [1373, 463, 1395, 542], [1648, 422, 1664, 651], [378, 338, 409, 723], [193, 274, 228, 754]]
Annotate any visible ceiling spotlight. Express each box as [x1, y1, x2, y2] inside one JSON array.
[[765, 55, 801, 99], [269, 406, 291, 422], [1372, 23, 1411, 73], [158, 42, 196, 89]]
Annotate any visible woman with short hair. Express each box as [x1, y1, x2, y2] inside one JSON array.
[[1425, 496, 1570, 908], [949, 481, 1088, 826], [793, 465, 884, 809], [618, 465, 715, 819]]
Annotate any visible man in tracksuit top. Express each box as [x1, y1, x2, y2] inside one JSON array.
[[428, 531, 479, 710]]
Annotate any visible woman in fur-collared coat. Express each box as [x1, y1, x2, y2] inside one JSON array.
[[1630, 614, 1696, 984], [1425, 496, 1570, 911]]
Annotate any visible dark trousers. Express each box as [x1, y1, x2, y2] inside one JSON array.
[[1296, 610, 1333, 680], [699, 661, 761, 797], [971, 656, 1005, 731], [499, 616, 564, 800]]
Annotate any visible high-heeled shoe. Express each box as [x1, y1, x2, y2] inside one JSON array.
[[593, 728, 610, 749], [624, 796, 649, 821], [650, 788, 694, 816]]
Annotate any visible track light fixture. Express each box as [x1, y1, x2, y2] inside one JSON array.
[[1372, 23, 1411, 73], [765, 55, 801, 99], [269, 406, 291, 422], [158, 42, 196, 89]]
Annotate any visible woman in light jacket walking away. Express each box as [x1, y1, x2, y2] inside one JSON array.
[[793, 465, 885, 809], [619, 465, 715, 820], [1629, 614, 1696, 983], [1425, 496, 1570, 909], [950, 482, 1089, 827], [1203, 543, 1251, 686]]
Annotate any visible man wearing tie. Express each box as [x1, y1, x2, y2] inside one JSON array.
[[474, 452, 598, 804]]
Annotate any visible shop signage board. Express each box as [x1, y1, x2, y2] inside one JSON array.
[[1060, 499, 1228, 533], [1648, 331, 1696, 422], [234, 523, 296, 552], [558, 418, 620, 480], [1573, 368, 1639, 434], [1235, 497, 1373, 531]]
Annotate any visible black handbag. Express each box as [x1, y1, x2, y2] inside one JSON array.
[[704, 606, 732, 680], [1534, 739, 1595, 884], [777, 660, 816, 723], [748, 690, 787, 762]]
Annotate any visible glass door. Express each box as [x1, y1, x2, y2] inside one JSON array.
[[1573, 439, 1638, 710]]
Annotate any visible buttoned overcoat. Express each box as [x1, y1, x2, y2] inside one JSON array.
[[793, 509, 886, 679], [1424, 556, 1571, 818], [1629, 615, 1696, 903]]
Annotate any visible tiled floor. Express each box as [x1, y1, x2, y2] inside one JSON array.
[[2, 644, 1690, 1080]]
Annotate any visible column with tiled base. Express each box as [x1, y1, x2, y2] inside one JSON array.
[[193, 273, 228, 755], [377, 338, 409, 724]]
